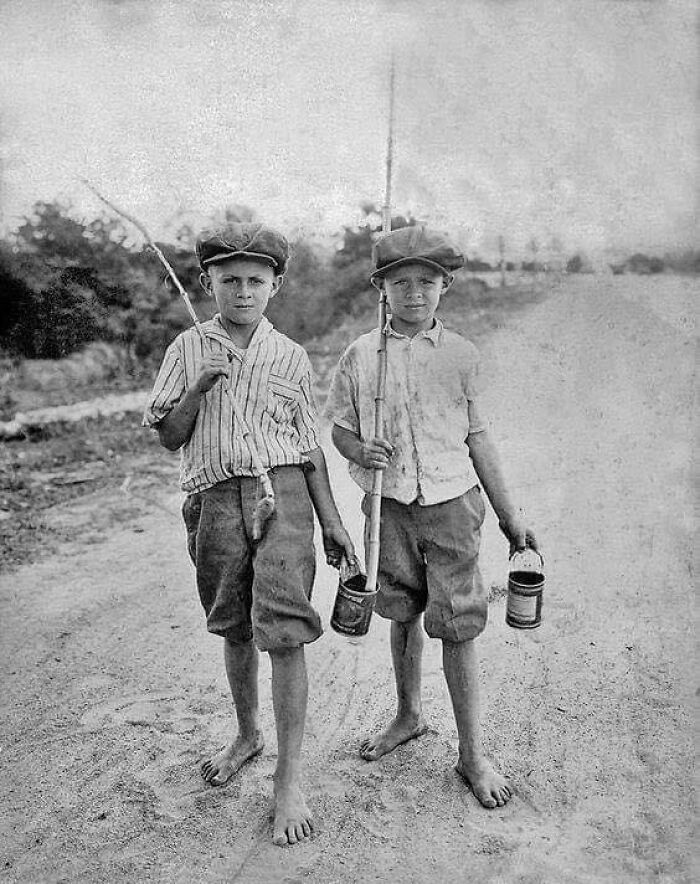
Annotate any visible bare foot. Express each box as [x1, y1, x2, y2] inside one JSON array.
[[456, 755, 513, 808], [360, 714, 430, 761], [272, 781, 313, 847], [200, 731, 264, 786]]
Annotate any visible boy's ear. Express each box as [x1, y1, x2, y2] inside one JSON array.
[[442, 273, 455, 293], [268, 274, 284, 299], [199, 272, 213, 296], [371, 277, 385, 292]]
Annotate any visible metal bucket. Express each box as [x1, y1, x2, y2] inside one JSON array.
[[506, 548, 545, 629], [330, 558, 378, 637]]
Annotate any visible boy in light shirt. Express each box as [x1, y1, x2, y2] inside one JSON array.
[[325, 225, 538, 808]]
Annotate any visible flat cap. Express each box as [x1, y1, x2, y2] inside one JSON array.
[[196, 222, 289, 273], [371, 226, 464, 280]]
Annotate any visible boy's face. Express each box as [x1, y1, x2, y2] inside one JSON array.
[[201, 257, 282, 327], [381, 262, 451, 331]]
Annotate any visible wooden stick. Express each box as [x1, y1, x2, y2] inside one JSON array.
[[81, 179, 275, 534], [366, 60, 395, 595]]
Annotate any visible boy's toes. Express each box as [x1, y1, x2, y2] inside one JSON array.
[[272, 829, 287, 847], [456, 759, 513, 809], [491, 785, 512, 807]]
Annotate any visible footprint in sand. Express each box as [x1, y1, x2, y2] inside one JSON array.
[[135, 754, 209, 821], [81, 692, 205, 821], [80, 691, 198, 735]]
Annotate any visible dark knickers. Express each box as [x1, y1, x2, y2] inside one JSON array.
[[182, 466, 321, 651], [363, 485, 487, 642]]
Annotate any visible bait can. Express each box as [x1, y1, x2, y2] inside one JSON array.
[[330, 558, 378, 637], [506, 548, 545, 629]]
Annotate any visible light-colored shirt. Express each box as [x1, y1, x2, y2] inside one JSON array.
[[143, 315, 320, 493], [324, 318, 485, 506]]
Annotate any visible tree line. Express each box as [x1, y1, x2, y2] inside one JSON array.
[[0, 201, 391, 369], [1, 200, 697, 370]]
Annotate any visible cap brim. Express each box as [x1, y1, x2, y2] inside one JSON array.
[[370, 256, 456, 281], [201, 250, 280, 270]]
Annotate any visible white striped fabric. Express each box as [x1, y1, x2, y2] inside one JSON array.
[[143, 315, 320, 493]]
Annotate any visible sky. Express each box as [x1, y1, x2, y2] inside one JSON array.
[[0, 0, 697, 259]]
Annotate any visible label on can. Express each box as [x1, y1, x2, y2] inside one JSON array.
[[507, 591, 538, 622], [331, 584, 377, 637], [506, 579, 543, 628]]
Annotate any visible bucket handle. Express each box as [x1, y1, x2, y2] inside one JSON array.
[[509, 546, 545, 570], [340, 554, 364, 582]]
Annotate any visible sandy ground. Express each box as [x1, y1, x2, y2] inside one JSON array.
[[0, 276, 696, 883]]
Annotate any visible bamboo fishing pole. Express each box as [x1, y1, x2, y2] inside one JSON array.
[[365, 60, 396, 595], [81, 180, 275, 540]]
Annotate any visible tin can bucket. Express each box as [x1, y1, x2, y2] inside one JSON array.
[[506, 548, 545, 629], [330, 557, 378, 638]]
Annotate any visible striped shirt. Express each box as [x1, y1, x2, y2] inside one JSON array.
[[324, 318, 486, 506], [143, 315, 320, 493]]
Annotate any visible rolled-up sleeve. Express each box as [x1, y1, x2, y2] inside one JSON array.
[[464, 346, 486, 434], [294, 357, 321, 452], [323, 353, 360, 434], [142, 342, 186, 428]]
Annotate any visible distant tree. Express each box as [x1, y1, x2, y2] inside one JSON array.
[[330, 203, 416, 318], [663, 250, 700, 274], [266, 239, 332, 341], [627, 253, 663, 275], [333, 202, 415, 267], [464, 256, 493, 272], [218, 204, 258, 226], [566, 254, 583, 273], [4, 200, 179, 363], [0, 246, 38, 356]]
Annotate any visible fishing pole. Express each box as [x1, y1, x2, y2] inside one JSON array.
[[365, 59, 396, 597], [80, 179, 275, 540]]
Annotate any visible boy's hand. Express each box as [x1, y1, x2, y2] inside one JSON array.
[[193, 352, 230, 394], [322, 522, 355, 569], [499, 517, 539, 557], [359, 438, 394, 471]]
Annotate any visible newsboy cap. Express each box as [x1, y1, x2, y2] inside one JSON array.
[[196, 222, 289, 273], [371, 226, 464, 280]]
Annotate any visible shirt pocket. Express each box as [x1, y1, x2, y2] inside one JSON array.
[[267, 374, 301, 422]]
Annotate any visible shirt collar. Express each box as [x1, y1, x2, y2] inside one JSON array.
[[385, 317, 443, 346], [204, 314, 273, 352]]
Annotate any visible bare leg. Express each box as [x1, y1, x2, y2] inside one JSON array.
[[201, 638, 264, 786], [360, 617, 430, 761], [442, 638, 512, 808], [270, 645, 313, 847]]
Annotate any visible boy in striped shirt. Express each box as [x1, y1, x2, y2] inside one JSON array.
[[143, 222, 354, 847], [326, 226, 538, 810]]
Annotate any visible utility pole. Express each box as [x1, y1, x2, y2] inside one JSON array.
[[498, 235, 506, 288]]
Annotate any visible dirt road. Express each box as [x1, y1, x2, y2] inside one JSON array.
[[1, 276, 696, 883]]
